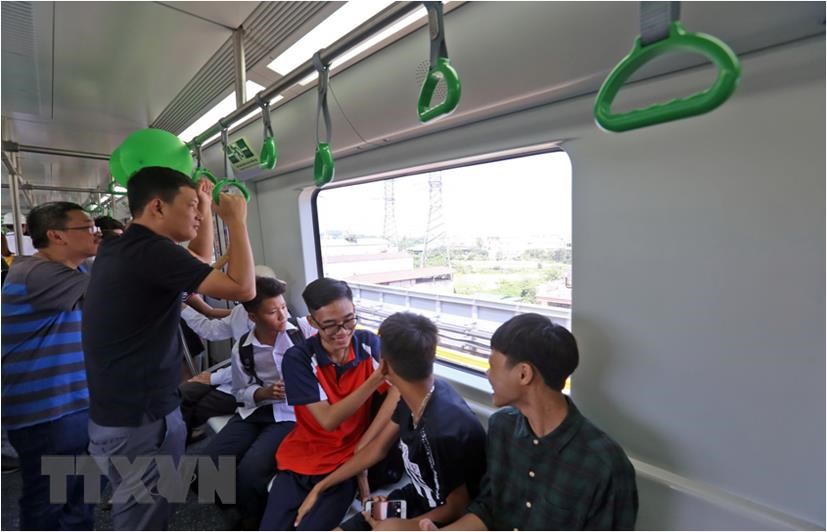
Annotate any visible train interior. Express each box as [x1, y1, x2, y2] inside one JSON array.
[[1, 1, 825, 530]]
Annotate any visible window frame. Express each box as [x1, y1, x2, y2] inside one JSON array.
[[308, 142, 569, 381]]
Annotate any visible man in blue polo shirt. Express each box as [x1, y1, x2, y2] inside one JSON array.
[[2, 202, 101, 530], [83, 167, 255, 530]]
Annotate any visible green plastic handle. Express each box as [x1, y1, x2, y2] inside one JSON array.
[[192, 167, 218, 185], [212, 178, 250, 204], [594, 21, 741, 132], [417, 57, 462, 123], [260, 136, 278, 170], [314, 143, 335, 187]]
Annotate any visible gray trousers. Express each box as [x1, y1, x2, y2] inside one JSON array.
[[88, 408, 186, 531]]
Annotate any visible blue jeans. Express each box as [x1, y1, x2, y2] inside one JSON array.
[[7, 409, 95, 531]]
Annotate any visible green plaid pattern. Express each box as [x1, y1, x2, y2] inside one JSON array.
[[467, 398, 638, 530]]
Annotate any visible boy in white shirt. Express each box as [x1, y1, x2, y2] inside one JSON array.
[[200, 276, 315, 529]]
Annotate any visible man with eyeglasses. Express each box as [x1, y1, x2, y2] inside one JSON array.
[[260, 277, 394, 530], [1, 201, 101, 530]]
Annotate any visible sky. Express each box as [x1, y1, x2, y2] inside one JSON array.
[[316, 151, 572, 242]]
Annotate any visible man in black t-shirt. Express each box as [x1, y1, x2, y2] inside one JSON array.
[[83, 167, 255, 530], [294, 312, 486, 531]]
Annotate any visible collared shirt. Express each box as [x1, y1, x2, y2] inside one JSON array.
[[467, 398, 638, 531], [2, 256, 90, 429], [231, 319, 315, 421], [277, 329, 388, 475]]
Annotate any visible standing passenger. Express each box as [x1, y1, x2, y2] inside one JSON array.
[[82, 167, 255, 530], [259, 278, 391, 530], [419, 314, 638, 531], [2, 202, 101, 530]]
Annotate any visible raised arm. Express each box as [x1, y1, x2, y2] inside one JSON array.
[[181, 303, 235, 341], [196, 193, 255, 301], [186, 293, 231, 319], [305, 364, 387, 432], [187, 179, 216, 263]]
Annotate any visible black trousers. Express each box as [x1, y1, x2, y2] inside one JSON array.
[[203, 408, 295, 526], [179, 381, 238, 437]]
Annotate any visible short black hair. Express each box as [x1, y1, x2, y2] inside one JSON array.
[[302, 277, 352, 312], [491, 313, 579, 391], [242, 276, 286, 313], [94, 215, 125, 232], [126, 166, 196, 217], [378, 312, 438, 381], [27, 202, 87, 249]]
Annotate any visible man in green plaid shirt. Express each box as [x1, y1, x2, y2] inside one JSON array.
[[420, 313, 638, 531]]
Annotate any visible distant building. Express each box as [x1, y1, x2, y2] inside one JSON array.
[[346, 266, 453, 289]]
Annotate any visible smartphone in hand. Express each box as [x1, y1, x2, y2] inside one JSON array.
[[363, 499, 407, 520]]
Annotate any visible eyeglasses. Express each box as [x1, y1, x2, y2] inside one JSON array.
[[315, 316, 358, 335], [57, 225, 101, 235]]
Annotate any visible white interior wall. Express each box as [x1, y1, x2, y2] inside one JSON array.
[[249, 36, 825, 529]]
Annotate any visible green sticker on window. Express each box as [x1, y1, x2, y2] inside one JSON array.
[[225, 137, 260, 171]]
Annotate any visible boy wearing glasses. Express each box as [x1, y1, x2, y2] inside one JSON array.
[[1, 202, 100, 530], [260, 277, 391, 530]]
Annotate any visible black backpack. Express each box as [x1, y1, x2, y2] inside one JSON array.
[[238, 317, 305, 386]]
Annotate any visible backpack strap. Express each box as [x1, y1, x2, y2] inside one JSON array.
[[238, 331, 263, 386], [285, 316, 306, 347]]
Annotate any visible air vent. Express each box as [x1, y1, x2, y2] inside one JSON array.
[[151, 2, 329, 134], [1, 1, 41, 116]]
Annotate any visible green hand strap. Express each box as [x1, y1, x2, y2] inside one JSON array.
[[256, 93, 278, 170], [594, 19, 741, 132], [417, 2, 461, 123], [212, 178, 250, 205], [313, 52, 335, 187], [192, 167, 218, 185], [314, 143, 335, 187], [418, 57, 461, 123]]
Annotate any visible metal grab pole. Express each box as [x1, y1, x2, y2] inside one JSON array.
[[233, 27, 247, 108], [2, 141, 110, 161], [190, 2, 422, 148], [6, 153, 25, 255], [1, 183, 102, 194]]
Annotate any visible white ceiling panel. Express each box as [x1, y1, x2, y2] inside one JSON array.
[[160, 1, 259, 30]]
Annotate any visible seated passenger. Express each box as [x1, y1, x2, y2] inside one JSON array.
[[294, 312, 487, 531], [178, 269, 284, 442], [259, 277, 393, 531], [201, 276, 315, 529], [419, 314, 638, 531], [179, 292, 253, 442]]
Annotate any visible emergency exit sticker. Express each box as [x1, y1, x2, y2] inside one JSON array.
[[226, 137, 259, 170]]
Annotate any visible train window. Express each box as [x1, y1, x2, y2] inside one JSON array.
[[314, 150, 573, 379]]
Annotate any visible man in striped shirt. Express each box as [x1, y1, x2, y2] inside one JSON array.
[[2, 202, 101, 530]]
